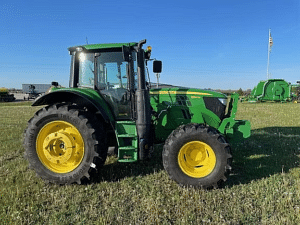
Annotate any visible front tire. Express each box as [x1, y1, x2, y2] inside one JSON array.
[[23, 104, 107, 184], [163, 124, 232, 189]]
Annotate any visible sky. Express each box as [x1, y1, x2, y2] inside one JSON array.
[[0, 0, 299, 90]]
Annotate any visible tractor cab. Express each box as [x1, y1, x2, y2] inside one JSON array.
[[69, 43, 135, 120], [68, 42, 160, 120]]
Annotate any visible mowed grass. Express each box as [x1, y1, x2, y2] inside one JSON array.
[[1, 101, 300, 224]]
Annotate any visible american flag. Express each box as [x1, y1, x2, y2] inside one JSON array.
[[269, 32, 273, 52]]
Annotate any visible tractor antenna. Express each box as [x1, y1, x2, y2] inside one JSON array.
[[86, 37, 89, 45]]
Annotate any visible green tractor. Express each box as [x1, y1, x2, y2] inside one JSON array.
[[291, 81, 300, 103], [0, 87, 15, 102], [23, 40, 250, 188]]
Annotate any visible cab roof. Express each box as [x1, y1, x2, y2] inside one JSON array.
[[68, 42, 138, 52]]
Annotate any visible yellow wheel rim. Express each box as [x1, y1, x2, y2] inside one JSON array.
[[36, 121, 84, 173], [178, 141, 216, 178]]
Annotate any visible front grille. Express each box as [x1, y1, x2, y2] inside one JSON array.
[[176, 95, 192, 106]]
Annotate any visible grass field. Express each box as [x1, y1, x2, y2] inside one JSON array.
[[1, 101, 300, 224]]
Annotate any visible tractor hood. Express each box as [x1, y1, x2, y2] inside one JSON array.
[[149, 87, 226, 98], [149, 87, 229, 142]]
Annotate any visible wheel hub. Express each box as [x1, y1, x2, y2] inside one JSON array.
[[189, 148, 204, 162], [36, 121, 84, 173], [43, 132, 75, 164], [178, 141, 216, 178]]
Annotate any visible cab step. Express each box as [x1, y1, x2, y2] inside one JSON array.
[[115, 121, 138, 162]]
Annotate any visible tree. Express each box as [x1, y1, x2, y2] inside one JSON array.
[[237, 88, 244, 96]]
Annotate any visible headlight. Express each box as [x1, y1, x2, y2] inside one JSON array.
[[218, 98, 227, 105]]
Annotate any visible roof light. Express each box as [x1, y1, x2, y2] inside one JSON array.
[[78, 52, 86, 62], [76, 47, 83, 52], [147, 46, 152, 52]]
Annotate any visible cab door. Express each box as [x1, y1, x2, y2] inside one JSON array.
[[95, 52, 132, 120]]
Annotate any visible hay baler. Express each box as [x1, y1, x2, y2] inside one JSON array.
[[249, 79, 292, 102]]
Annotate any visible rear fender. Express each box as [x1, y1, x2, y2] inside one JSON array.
[[33, 90, 115, 126]]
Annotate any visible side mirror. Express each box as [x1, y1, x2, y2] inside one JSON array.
[[153, 60, 162, 73], [122, 45, 130, 62]]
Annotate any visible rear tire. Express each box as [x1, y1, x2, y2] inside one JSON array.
[[163, 124, 232, 189], [23, 104, 107, 184]]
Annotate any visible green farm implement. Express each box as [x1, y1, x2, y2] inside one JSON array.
[[248, 79, 296, 103], [23, 40, 250, 189]]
